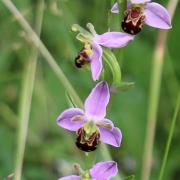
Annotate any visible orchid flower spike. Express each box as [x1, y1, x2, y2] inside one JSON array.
[[57, 81, 122, 152], [59, 161, 118, 180], [111, 0, 172, 35], [72, 23, 134, 81]]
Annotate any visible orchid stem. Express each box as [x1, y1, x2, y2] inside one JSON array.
[[118, 0, 126, 28], [14, 1, 44, 179], [107, 0, 114, 31], [158, 91, 180, 180], [141, 1, 178, 180]]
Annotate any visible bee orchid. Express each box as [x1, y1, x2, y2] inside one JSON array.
[[111, 0, 172, 35], [57, 81, 122, 152], [59, 161, 118, 180], [73, 23, 134, 81]]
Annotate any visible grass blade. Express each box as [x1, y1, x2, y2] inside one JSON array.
[[158, 91, 180, 180]]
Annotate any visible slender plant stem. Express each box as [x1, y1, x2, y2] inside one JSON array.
[[103, 2, 125, 180], [158, 91, 180, 180], [141, 1, 178, 180], [2, 0, 83, 108], [107, 0, 113, 31], [118, 0, 126, 27], [14, 1, 44, 180]]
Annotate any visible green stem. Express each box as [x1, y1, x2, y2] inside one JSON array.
[[158, 91, 180, 180], [107, 0, 113, 31], [141, 1, 178, 180], [2, 0, 83, 108], [118, 0, 126, 28], [14, 1, 44, 180]]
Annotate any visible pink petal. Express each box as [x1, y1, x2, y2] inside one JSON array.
[[90, 42, 103, 81], [99, 123, 122, 147], [131, 0, 151, 3], [58, 175, 80, 180], [94, 32, 134, 48], [99, 118, 114, 129], [111, 3, 119, 13], [57, 108, 86, 131], [144, 2, 172, 29], [84, 81, 110, 121], [90, 161, 118, 180]]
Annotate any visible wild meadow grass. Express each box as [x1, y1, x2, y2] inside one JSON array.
[[0, 0, 179, 180]]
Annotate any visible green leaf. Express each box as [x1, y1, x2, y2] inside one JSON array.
[[65, 91, 78, 108], [103, 48, 121, 85]]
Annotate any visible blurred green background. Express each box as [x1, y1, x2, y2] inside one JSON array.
[[0, 0, 179, 179]]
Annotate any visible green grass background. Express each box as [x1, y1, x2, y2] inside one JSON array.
[[0, 0, 179, 179]]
